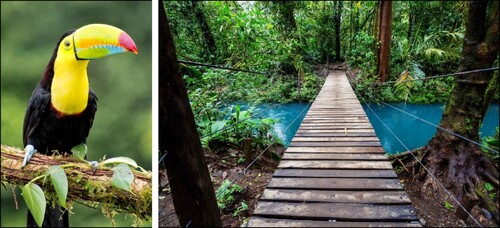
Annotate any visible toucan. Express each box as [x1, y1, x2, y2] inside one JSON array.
[[22, 24, 138, 227]]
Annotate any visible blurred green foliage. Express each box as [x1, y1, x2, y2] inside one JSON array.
[[1, 1, 151, 227]]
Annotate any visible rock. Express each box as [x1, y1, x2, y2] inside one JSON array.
[[481, 208, 492, 219], [419, 218, 427, 226]]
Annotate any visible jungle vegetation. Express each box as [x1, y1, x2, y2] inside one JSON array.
[[165, 1, 499, 226]]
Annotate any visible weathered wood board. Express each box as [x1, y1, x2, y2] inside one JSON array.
[[247, 72, 421, 227]]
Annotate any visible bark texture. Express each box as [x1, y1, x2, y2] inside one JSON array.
[[418, 1, 499, 225], [376, 0, 393, 82], [191, 1, 217, 59], [1, 145, 152, 220], [158, 2, 222, 227], [333, 1, 343, 61]]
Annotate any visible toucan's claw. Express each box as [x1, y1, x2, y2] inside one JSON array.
[[21, 145, 37, 168], [88, 161, 98, 175]]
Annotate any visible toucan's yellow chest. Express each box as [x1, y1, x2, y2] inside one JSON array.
[[50, 58, 90, 116]]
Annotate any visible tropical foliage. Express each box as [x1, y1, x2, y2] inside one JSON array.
[[165, 0, 499, 160]]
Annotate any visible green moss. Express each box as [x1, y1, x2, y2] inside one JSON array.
[[75, 174, 83, 183], [475, 182, 498, 213]]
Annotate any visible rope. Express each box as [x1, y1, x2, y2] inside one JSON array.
[[378, 101, 499, 154], [378, 67, 499, 85], [158, 150, 168, 164], [362, 101, 483, 227], [178, 59, 268, 75], [215, 101, 312, 199], [348, 78, 483, 227]]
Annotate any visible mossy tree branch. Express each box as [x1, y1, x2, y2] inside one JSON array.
[[1, 144, 152, 221]]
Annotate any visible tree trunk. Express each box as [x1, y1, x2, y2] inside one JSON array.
[[349, 1, 354, 60], [373, 1, 380, 66], [191, 1, 217, 60], [277, 1, 297, 35], [407, 3, 414, 42], [333, 1, 342, 61], [159, 2, 222, 227], [377, 0, 393, 82], [272, 1, 301, 76], [418, 1, 499, 225]]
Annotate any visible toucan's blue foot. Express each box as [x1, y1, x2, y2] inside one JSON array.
[[22, 145, 37, 168], [88, 161, 98, 175]]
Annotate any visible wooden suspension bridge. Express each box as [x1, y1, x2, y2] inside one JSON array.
[[247, 72, 422, 227]]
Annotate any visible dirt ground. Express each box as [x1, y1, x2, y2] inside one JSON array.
[[396, 160, 498, 227], [397, 169, 467, 227], [159, 145, 284, 227], [159, 145, 494, 227]]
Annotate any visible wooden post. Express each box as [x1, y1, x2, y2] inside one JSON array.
[[243, 138, 252, 166], [158, 2, 222, 227]]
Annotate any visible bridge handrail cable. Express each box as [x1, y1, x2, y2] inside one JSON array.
[[354, 88, 483, 227]]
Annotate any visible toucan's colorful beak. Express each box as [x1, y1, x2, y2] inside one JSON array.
[[73, 23, 138, 60]]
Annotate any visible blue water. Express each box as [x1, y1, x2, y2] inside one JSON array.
[[226, 103, 310, 147], [363, 103, 499, 154], [237, 102, 498, 153]]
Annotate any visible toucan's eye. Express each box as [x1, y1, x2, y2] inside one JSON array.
[[63, 40, 71, 50]]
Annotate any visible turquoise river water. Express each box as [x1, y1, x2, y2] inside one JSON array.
[[241, 102, 499, 154]]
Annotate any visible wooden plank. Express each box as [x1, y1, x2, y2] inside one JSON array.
[[308, 106, 362, 108], [310, 105, 363, 108], [299, 123, 373, 127], [298, 125, 374, 129], [260, 189, 412, 204], [289, 141, 381, 147], [294, 132, 377, 137], [286, 147, 385, 153], [247, 217, 422, 227], [273, 169, 397, 178], [308, 109, 363, 111], [306, 111, 365, 114], [278, 160, 392, 169], [303, 116, 367, 119], [252, 201, 418, 221], [267, 177, 403, 190], [302, 119, 370, 123], [282, 153, 388, 160], [296, 129, 375, 133], [292, 137, 380, 142], [299, 120, 372, 124], [301, 120, 370, 124]]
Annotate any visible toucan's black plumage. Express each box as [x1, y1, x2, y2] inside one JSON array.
[[22, 24, 137, 227], [23, 30, 98, 156], [23, 30, 97, 228]]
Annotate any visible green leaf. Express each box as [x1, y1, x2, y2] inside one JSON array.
[[235, 105, 241, 122], [211, 120, 227, 134], [22, 183, 46, 227], [45, 166, 68, 208], [485, 138, 499, 147], [485, 182, 494, 192], [111, 164, 134, 192], [102, 157, 138, 168], [443, 201, 455, 211], [71, 143, 87, 160]]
